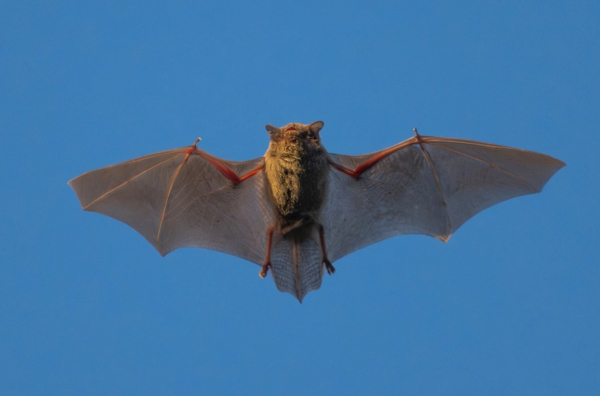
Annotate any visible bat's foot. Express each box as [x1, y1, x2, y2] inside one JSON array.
[[259, 262, 271, 278], [318, 224, 335, 275], [324, 259, 335, 275]]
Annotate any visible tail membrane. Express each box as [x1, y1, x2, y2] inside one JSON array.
[[269, 225, 324, 302]]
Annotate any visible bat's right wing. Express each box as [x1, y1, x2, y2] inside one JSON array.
[[323, 135, 565, 262], [69, 144, 275, 265]]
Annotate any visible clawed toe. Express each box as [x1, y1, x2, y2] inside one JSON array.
[[324, 260, 335, 275], [259, 262, 270, 278]]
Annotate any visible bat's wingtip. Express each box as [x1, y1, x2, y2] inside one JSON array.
[[67, 177, 78, 189]]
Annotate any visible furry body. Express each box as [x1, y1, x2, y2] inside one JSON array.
[[264, 122, 329, 229]]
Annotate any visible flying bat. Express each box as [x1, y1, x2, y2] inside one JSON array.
[[69, 121, 565, 301]]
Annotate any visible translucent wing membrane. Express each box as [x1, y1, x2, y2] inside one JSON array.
[[69, 147, 275, 264], [324, 136, 565, 262]]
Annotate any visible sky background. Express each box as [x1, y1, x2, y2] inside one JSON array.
[[1, 1, 599, 395]]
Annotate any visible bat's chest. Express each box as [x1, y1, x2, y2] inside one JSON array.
[[265, 154, 328, 221]]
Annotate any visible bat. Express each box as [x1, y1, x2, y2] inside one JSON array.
[[69, 121, 565, 302]]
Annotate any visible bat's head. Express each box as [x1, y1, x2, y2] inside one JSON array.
[[265, 121, 325, 157]]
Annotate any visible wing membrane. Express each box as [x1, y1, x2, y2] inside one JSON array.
[[324, 136, 565, 262], [69, 147, 275, 264]]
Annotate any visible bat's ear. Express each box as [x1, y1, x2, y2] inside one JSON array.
[[265, 124, 281, 139], [309, 121, 324, 134]]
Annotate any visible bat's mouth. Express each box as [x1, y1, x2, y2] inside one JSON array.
[[285, 126, 300, 143]]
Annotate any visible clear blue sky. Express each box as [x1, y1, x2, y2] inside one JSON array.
[[1, 1, 598, 395]]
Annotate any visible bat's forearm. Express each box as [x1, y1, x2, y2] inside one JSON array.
[[328, 161, 361, 178], [329, 138, 419, 178], [194, 149, 263, 186]]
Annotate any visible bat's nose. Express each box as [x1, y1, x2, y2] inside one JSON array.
[[287, 129, 307, 143]]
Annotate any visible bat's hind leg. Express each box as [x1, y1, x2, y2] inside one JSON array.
[[259, 226, 275, 278], [324, 258, 335, 275], [259, 261, 270, 278], [319, 225, 335, 275]]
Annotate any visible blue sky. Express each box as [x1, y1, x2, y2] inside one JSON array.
[[1, 1, 598, 395]]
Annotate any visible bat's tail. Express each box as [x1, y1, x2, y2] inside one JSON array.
[[269, 226, 325, 302]]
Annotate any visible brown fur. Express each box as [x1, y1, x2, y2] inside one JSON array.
[[264, 122, 329, 229]]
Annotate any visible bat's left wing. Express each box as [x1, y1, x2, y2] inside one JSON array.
[[69, 142, 275, 265], [323, 134, 565, 262]]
